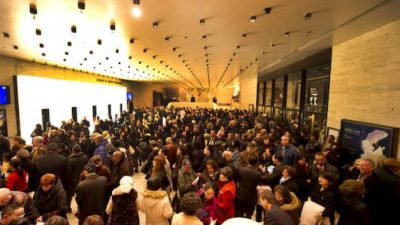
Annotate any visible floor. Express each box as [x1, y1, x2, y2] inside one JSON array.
[[67, 172, 148, 225]]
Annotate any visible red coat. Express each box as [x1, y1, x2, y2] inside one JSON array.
[[6, 170, 28, 192], [216, 180, 236, 225]]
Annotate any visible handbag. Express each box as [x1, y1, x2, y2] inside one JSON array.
[[299, 197, 325, 225]]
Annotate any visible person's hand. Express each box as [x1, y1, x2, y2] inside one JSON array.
[[210, 218, 217, 225], [259, 164, 266, 173], [36, 216, 43, 222], [317, 163, 325, 172], [306, 179, 311, 183]]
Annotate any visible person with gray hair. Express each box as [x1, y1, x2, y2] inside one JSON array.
[[0, 188, 38, 223], [259, 190, 294, 225]]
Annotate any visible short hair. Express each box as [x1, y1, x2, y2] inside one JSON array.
[[83, 215, 104, 225], [248, 153, 259, 166], [13, 136, 26, 145], [220, 167, 233, 181], [314, 152, 325, 159], [205, 159, 218, 171], [33, 136, 43, 143], [360, 158, 375, 169], [203, 182, 214, 191], [89, 155, 102, 165], [40, 173, 56, 186], [72, 144, 82, 153], [260, 189, 276, 204], [1, 203, 21, 219], [146, 177, 161, 191], [274, 185, 292, 204], [47, 143, 58, 152], [273, 153, 283, 162], [283, 166, 296, 178], [180, 192, 201, 216], [44, 215, 68, 225]]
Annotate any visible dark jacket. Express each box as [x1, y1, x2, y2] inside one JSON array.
[[237, 165, 262, 204], [337, 194, 370, 225], [109, 189, 140, 225], [310, 185, 336, 224], [275, 144, 299, 166], [33, 178, 67, 221], [75, 174, 107, 225], [68, 152, 88, 192], [34, 151, 70, 191], [109, 159, 131, 190], [264, 204, 294, 225], [280, 178, 299, 195]]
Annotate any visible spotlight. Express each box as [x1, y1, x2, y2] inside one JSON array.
[[236, 45, 240, 49], [199, 19, 205, 25], [29, 3, 37, 15], [202, 35, 207, 39], [304, 12, 312, 20], [242, 33, 247, 38], [271, 43, 275, 48], [165, 36, 170, 41], [78, 1, 85, 10], [264, 7, 272, 14], [35, 28, 41, 35], [143, 48, 148, 53], [172, 47, 177, 51], [131, 6, 141, 18], [130, 38, 134, 44], [71, 25, 77, 33], [250, 16, 256, 23], [153, 22, 158, 28], [284, 32, 290, 37], [110, 21, 116, 30], [97, 39, 102, 45]]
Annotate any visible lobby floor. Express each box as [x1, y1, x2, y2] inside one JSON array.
[[67, 172, 148, 225]]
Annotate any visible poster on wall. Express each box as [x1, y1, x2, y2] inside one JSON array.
[[0, 109, 7, 137], [340, 119, 396, 164]]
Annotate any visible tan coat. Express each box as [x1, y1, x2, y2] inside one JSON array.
[[138, 189, 173, 225], [171, 212, 203, 225]]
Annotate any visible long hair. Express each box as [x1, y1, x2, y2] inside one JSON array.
[[151, 154, 166, 176], [9, 159, 24, 179]]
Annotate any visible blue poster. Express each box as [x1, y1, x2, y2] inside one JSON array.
[[340, 119, 395, 163]]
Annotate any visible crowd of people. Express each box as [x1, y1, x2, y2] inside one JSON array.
[[0, 107, 399, 225]]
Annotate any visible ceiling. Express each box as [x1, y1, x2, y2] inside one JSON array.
[[0, 0, 399, 90]]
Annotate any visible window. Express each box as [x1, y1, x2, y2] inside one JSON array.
[[265, 81, 273, 106], [274, 77, 284, 107], [305, 65, 330, 113], [257, 82, 265, 105], [286, 72, 302, 110]]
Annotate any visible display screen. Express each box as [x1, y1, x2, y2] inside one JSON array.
[[0, 86, 10, 105], [127, 92, 133, 101]]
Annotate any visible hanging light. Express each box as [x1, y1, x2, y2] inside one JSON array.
[[132, 0, 142, 18]]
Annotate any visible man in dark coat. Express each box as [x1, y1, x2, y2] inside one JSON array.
[[34, 143, 71, 193], [275, 135, 299, 166], [260, 189, 294, 225], [76, 162, 107, 225], [0, 132, 10, 162], [109, 151, 131, 190], [235, 153, 262, 218], [67, 145, 88, 212]]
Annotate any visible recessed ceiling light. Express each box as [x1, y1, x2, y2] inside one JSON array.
[[71, 25, 77, 33], [65, 52, 68, 55], [67, 41, 72, 46], [29, 3, 37, 15], [3, 32, 9, 38], [271, 43, 275, 47], [236, 45, 240, 49], [106, 57, 109, 60], [172, 47, 177, 51], [89, 50, 93, 54], [39, 43, 44, 48], [264, 7, 272, 14], [115, 49, 119, 53], [304, 12, 312, 20], [42, 53, 45, 56], [242, 33, 247, 38], [250, 16, 256, 23], [130, 38, 134, 44], [143, 48, 148, 53], [202, 35, 207, 39], [153, 55, 157, 59], [153, 22, 159, 28], [97, 39, 102, 45], [13, 45, 18, 50], [199, 19, 205, 25], [84, 58, 87, 61], [128, 56, 132, 59], [284, 32, 290, 37], [35, 29, 41, 35], [110, 21, 116, 30], [78, 1, 85, 10], [131, 5, 142, 18]]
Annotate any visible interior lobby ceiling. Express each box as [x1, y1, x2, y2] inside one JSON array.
[[0, 0, 399, 90]]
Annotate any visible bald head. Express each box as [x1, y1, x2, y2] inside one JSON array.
[[0, 188, 12, 206], [222, 151, 232, 161]]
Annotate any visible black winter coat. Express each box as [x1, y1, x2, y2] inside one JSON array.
[[33, 178, 67, 221]]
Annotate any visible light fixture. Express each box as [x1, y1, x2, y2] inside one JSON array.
[[264, 7, 272, 14], [202, 35, 207, 39], [130, 38, 134, 44], [153, 22, 158, 28], [304, 12, 312, 20], [242, 33, 247, 38], [250, 16, 256, 23], [199, 19, 205, 25], [29, 3, 37, 18], [131, 0, 142, 18], [78, 1, 85, 10], [284, 32, 290, 37], [110, 21, 116, 30], [71, 25, 77, 33], [271, 42, 275, 48]]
